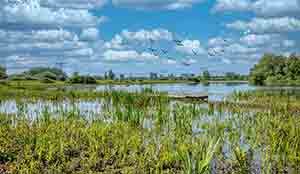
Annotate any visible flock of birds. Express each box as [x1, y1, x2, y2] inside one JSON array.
[[127, 35, 232, 67]]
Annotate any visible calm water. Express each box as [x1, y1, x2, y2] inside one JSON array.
[[0, 83, 256, 118], [95, 83, 256, 101]]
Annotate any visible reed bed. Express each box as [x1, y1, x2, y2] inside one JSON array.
[[0, 86, 299, 173]]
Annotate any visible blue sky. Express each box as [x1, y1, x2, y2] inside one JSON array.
[[1, 0, 300, 75]]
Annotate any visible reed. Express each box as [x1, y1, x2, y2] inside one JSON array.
[[0, 84, 299, 173]]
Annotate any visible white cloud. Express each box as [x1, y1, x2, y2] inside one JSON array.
[[40, 0, 108, 9], [121, 29, 173, 41], [175, 40, 206, 55], [208, 37, 232, 46], [163, 59, 177, 65], [80, 28, 100, 41], [103, 50, 159, 62], [104, 34, 126, 50], [227, 17, 300, 33], [112, 0, 204, 10], [184, 58, 197, 64], [282, 40, 296, 48], [207, 33, 298, 66], [213, 0, 251, 12], [239, 34, 280, 46], [213, 0, 300, 17], [252, 0, 300, 17], [0, 0, 106, 29], [0, 0, 108, 73], [221, 58, 232, 64], [0, 29, 77, 43], [104, 29, 174, 50]]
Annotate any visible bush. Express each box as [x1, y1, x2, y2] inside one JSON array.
[[0, 66, 7, 79], [9, 74, 39, 81], [23, 67, 67, 81], [41, 78, 55, 84], [67, 73, 97, 84], [35, 71, 58, 81]]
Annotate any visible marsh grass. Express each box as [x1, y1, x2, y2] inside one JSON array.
[[0, 85, 299, 173]]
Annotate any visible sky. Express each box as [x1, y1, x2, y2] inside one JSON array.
[[1, 0, 300, 75]]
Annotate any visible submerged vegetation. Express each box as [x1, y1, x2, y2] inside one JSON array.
[[0, 83, 299, 173]]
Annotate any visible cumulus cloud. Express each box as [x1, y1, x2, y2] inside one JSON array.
[[0, 0, 106, 29], [208, 37, 232, 46], [0, 29, 78, 43], [163, 59, 177, 65], [0, 0, 107, 73], [40, 0, 108, 9], [282, 40, 296, 48], [121, 29, 173, 41], [104, 34, 126, 50], [112, 0, 204, 10], [175, 40, 206, 55], [207, 33, 298, 66], [80, 28, 100, 41], [213, 0, 251, 12], [227, 17, 300, 34], [239, 34, 281, 46], [252, 0, 300, 17], [103, 50, 159, 62], [213, 0, 300, 17], [104, 29, 174, 50]]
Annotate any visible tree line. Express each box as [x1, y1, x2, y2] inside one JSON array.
[[0, 65, 248, 84], [250, 53, 300, 85]]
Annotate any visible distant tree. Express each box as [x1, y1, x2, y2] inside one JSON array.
[[150, 72, 158, 80], [225, 72, 243, 80], [120, 74, 125, 81], [104, 72, 108, 80], [23, 67, 67, 81], [108, 70, 115, 80], [0, 66, 7, 79], [202, 70, 210, 80], [68, 72, 96, 84]]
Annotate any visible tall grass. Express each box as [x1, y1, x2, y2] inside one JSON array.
[[0, 85, 299, 173]]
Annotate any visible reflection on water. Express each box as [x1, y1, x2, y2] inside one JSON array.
[[94, 83, 256, 101], [0, 100, 104, 120]]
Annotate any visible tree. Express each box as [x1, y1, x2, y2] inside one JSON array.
[[23, 67, 67, 81], [0, 66, 7, 79], [150, 72, 158, 80], [202, 70, 210, 80], [120, 74, 125, 81], [249, 53, 300, 85], [67, 72, 96, 84], [108, 70, 115, 80]]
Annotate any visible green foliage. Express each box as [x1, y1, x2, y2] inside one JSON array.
[[250, 53, 300, 85], [67, 72, 97, 84], [0, 65, 7, 79], [23, 67, 68, 81], [202, 70, 210, 80]]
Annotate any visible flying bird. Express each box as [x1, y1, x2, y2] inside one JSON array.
[[173, 39, 184, 46], [192, 49, 198, 56], [182, 61, 192, 66], [148, 48, 157, 52], [208, 51, 215, 57], [161, 49, 168, 55]]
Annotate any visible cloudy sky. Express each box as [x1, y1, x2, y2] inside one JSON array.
[[1, 0, 300, 75]]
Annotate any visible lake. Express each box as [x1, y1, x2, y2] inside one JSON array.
[[94, 82, 256, 101]]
